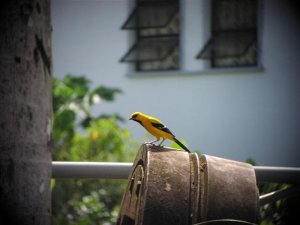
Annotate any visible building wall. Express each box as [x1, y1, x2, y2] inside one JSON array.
[[52, 0, 300, 166]]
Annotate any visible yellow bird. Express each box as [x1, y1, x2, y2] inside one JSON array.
[[129, 112, 190, 153]]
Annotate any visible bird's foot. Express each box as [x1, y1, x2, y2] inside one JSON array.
[[158, 138, 165, 146], [145, 140, 165, 150], [145, 139, 159, 145]]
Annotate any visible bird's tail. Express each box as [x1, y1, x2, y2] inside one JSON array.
[[174, 138, 191, 153]]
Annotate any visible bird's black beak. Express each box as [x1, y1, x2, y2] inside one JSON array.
[[129, 117, 137, 122]]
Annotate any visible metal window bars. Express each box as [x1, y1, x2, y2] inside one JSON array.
[[197, 0, 258, 68], [120, 0, 180, 71]]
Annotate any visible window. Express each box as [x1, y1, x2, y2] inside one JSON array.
[[197, 0, 258, 68], [120, 0, 180, 72], [121, 0, 259, 73]]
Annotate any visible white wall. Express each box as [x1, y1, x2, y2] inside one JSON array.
[[52, 0, 300, 166]]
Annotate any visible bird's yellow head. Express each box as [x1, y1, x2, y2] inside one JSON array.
[[129, 112, 144, 122]]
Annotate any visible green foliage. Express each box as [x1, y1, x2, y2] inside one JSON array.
[[258, 182, 300, 225], [52, 74, 137, 225], [92, 85, 122, 102], [170, 139, 200, 153], [247, 159, 300, 225]]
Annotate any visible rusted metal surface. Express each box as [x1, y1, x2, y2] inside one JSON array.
[[189, 152, 202, 224], [117, 144, 190, 225], [117, 145, 259, 225], [142, 146, 190, 225], [199, 155, 259, 223]]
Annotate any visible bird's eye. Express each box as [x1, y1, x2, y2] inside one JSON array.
[[132, 114, 138, 119]]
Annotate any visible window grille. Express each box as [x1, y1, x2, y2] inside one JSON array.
[[120, 0, 180, 71], [197, 0, 258, 68]]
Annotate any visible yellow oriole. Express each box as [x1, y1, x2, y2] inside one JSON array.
[[129, 112, 190, 153]]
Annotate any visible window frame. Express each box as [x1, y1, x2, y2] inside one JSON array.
[[120, 0, 181, 72], [196, 0, 259, 68]]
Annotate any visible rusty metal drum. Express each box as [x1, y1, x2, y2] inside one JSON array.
[[117, 144, 258, 225]]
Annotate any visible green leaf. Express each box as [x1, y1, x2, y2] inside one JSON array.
[[50, 179, 56, 190], [63, 74, 90, 99], [170, 138, 189, 151], [92, 85, 122, 102], [52, 77, 73, 113], [97, 113, 125, 122], [80, 116, 93, 128], [53, 109, 76, 133], [245, 158, 256, 166]]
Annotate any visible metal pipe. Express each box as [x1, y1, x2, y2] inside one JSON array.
[[52, 161, 133, 179], [52, 162, 300, 184], [254, 166, 300, 184]]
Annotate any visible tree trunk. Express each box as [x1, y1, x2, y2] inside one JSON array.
[[0, 0, 52, 224]]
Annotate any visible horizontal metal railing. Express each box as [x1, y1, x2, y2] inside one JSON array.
[[52, 161, 300, 183], [254, 166, 300, 184], [52, 161, 300, 205], [52, 161, 132, 179]]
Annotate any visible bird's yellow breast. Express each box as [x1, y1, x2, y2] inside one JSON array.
[[141, 117, 174, 140]]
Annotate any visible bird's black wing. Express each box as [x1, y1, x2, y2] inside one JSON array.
[[151, 122, 174, 136]]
